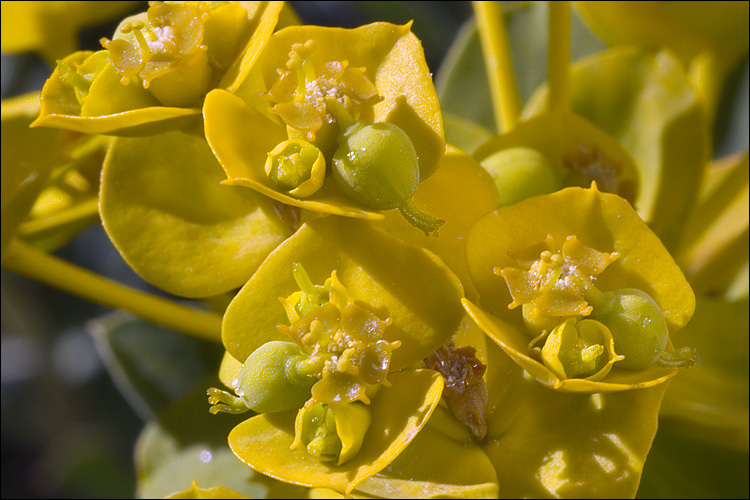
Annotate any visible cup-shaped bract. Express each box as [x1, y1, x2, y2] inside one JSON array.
[[100, 130, 289, 298], [205, 22, 445, 221], [219, 216, 465, 494], [463, 185, 695, 392], [473, 110, 639, 206], [524, 48, 709, 251]]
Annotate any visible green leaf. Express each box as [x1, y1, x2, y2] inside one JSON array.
[[136, 383, 308, 499], [89, 312, 224, 420], [675, 153, 749, 298], [442, 113, 493, 154], [636, 421, 749, 499], [435, 3, 606, 132], [435, 19, 495, 132], [713, 58, 749, 158], [659, 297, 749, 450]]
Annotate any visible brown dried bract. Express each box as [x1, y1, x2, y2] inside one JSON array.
[[563, 143, 636, 203], [273, 201, 302, 234], [424, 344, 488, 440]]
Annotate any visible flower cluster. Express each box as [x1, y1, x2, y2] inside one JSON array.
[[1, 1, 747, 499]]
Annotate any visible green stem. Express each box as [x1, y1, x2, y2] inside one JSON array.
[[2, 238, 222, 342], [548, 1, 571, 113], [688, 51, 724, 133], [19, 197, 100, 239], [472, 1, 521, 133], [656, 346, 697, 368], [398, 199, 445, 237], [324, 97, 358, 132]]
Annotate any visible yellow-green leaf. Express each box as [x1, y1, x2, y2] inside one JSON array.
[[1, 93, 64, 257], [100, 130, 289, 298]]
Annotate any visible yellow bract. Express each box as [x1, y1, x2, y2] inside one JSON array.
[[31, 1, 284, 136], [1, 93, 64, 256], [464, 185, 695, 392], [100, 131, 289, 298], [205, 22, 444, 218], [228, 370, 443, 496], [524, 48, 709, 251], [474, 110, 639, 204], [219, 216, 465, 493]]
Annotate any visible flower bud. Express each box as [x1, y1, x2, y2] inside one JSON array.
[[480, 147, 562, 206], [265, 139, 326, 198], [541, 317, 623, 380]]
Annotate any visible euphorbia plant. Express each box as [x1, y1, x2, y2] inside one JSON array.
[[1, 1, 747, 499]]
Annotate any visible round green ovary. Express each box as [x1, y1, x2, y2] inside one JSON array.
[[594, 289, 668, 370], [237, 341, 314, 413], [332, 122, 419, 210], [481, 147, 562, 206]]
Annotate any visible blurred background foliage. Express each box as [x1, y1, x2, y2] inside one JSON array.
[[1, 1, 747, 498]]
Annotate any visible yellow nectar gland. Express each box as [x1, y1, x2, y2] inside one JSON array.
[[278, 264, 400, 406], [496, 235, 620, 331], [101, 1, 211, 102], [264, 40, 383, 148]]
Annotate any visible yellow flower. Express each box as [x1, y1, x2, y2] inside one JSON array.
[[31, 1, 285, 136], [209, 216, 466, 495], [204, 22, 446, 233], [463, 184, 696, 392]]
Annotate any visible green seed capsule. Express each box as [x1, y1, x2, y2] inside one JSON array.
[[333, 122, 419, 210], [208, 341, 315, 415], [332, 122, 444, 235], [236, 341, 315, 413], [593, 288, 668, 370], [480, 147, 563, 206]]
